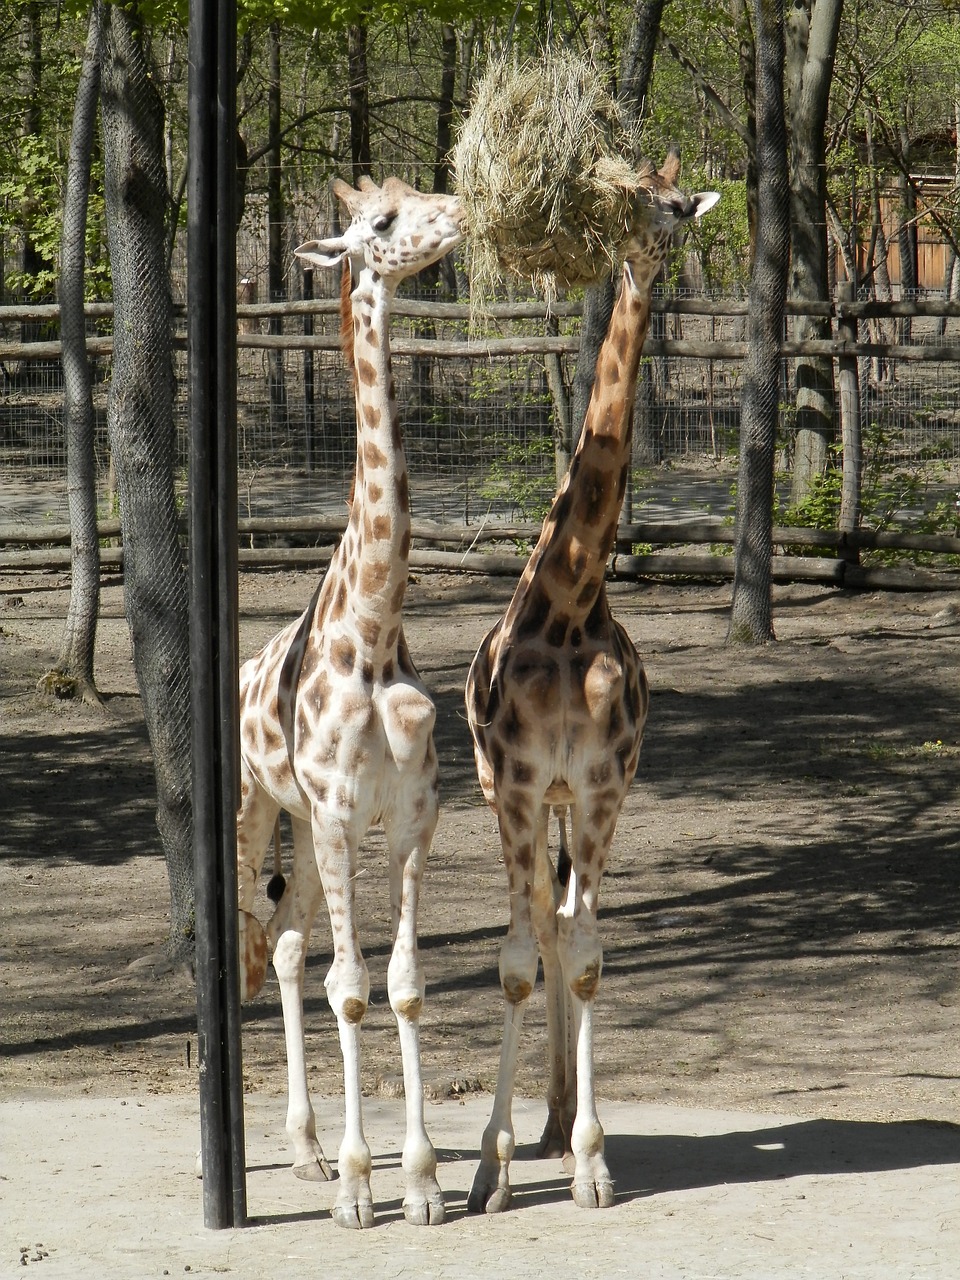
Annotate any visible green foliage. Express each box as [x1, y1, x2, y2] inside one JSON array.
[[477, 432, 555, 521], [0, 133, 62, 298], [661, 174, 749, 294], [775, 422, 960, 568], [239, 0, 526, 30]]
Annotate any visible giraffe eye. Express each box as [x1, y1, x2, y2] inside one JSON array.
[[371, 213, 396, 233]]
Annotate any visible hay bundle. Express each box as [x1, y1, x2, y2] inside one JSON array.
[[452, 52, 650, 299]]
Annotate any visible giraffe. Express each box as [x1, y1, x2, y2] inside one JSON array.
[[234, 175, 464, 1229], [464, 154, 719, 1214]]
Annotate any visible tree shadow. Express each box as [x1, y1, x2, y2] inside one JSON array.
[[604, 1116, 960, 1200], [0, 714, 157, 868]]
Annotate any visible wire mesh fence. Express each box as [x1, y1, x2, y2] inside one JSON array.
[[4, 278, 960, 541]]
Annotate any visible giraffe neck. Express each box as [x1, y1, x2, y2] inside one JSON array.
[[509, 258, 657, 626], [331, 272, 411, 659]]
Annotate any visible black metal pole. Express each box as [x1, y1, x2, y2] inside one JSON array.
[[187, 0, 245, 1230]]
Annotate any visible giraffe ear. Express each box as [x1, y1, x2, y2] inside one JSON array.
[[659, 148, 682, 186], [331, 176, 365, 215], [294, 238, 349, 269], [686, 190, 721, 219]]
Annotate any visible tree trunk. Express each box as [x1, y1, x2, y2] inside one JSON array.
[[570, 278, 615, 441], [43, 2, 103, 705], [731, 0, 759, 255], [569, 1, 665, 445], [348, 21, 371, 185], [433, 23, 457, 197], [266, 21, 287, 430], [18, 2, 43, 296], [786, 0, 842, 508], [728, 0, 790, 646], [543, 312, 572, 483], [896, 121, 917, 347], [411, 23, 460, 406], [100, 2, 195, 963], [865, 109, 895, 382], [433, 21, 458, 301], [620, 0, 666, 117]]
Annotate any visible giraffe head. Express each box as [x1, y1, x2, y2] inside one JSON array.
[[623, 150, 720, 286], [295, 175, 465, 287]]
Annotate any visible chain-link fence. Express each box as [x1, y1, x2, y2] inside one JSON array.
[[5, 282, 960, 541]]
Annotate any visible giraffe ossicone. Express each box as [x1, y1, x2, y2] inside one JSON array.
[[465, 155, 719, 1214], [235, 174, 463, 1229]]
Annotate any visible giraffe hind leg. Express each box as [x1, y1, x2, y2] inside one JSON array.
[[236, 770, 281, 1002], [532, 806, 575, 1161], [268, 815, 334, 1186], [307, 806, 378, 1228]]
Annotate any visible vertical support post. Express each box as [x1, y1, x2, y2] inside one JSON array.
[[187, 0, 246, 1230], [836, 279, 862, 562]]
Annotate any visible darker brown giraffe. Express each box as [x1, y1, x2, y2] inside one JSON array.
[[465, 154, 719, 1214], [234, 175, 463, 1229]]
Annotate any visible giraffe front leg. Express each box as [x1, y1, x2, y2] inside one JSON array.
[[311, 809, 375, 1229], [385, 812, 444, 1226], [330, 995, 374, 1229]]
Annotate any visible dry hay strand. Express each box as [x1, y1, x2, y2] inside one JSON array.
[[453, 52, 651, 303]]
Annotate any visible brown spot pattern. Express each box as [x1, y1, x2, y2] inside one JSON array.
[[331, 636, 356, 675], [363, 442, 387, 469]]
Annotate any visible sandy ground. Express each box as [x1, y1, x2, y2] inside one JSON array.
[[2, 566, 960, 1276], [2, 1092, 958, 1279]]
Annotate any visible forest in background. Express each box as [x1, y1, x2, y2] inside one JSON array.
[[4, 0, 960, 307]]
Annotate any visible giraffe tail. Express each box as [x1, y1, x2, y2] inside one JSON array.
[[555, 805, 572, 888], [265, 818, 286, 904]]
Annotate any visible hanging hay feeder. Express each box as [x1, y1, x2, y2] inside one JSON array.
[[452, 52, 653, 300]]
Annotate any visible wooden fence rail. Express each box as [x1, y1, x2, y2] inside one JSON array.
[[4, 296, 960, 363], [3, 514, 958, 590], [5, 295, 960, 590]]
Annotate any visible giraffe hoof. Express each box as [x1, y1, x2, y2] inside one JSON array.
[[332, 1201, 375, 1230], [484, 1187, 512, 1214], [293, 1154, 333, 1182], [403, 1193, 445, 1226], [535, 1116, 567, 1160], [572, 1178, 615, 1209], [468, 1182, 511, 1215]]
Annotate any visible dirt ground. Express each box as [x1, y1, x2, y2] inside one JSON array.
[[2, 565, 960, 1274]]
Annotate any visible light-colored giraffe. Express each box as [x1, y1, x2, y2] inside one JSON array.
[[465, 155, 719, 1214], [234, 175, 464, 1229]]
